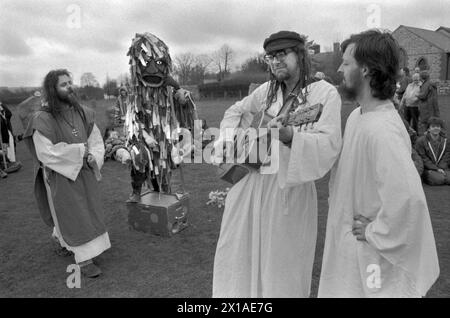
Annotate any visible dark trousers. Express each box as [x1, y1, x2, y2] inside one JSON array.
[[404, 106, 419, 133], [130, 167, 160, 193]]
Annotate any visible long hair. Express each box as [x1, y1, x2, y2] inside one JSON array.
[[265, 42, 312, 111], [42, 69, 82, 117], [341, 30, 399, 100]]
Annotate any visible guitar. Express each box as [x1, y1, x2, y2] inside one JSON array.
[[218, 101, 324, 185]]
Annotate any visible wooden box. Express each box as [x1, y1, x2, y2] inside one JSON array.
[[127, 191, 189, 237]]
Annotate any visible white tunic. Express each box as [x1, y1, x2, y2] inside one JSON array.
[[212, 80, 342, 297], [318, 103, 440, 297]]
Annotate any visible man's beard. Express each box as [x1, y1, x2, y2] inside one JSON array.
[[271, 64, 292, 82], [274, 70, 290, 82], [338, 71, 363, 100], [57, 90, 77, 106]]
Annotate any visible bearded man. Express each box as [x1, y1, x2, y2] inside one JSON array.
[[212, 30, 342, 297], [318, 30, 439, 297], [23, 69, 109, 278], [124, 33, 197, 202]]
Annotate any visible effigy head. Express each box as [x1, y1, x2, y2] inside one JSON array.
[[128, 32, 172, 88]]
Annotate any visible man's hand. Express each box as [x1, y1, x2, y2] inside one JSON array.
[[86, 153, 95, 167], [352, 215, 371, 241], [267, 115, 283, 129], [175, 88, 189, 105], [278, 126, 293, 144], [437, 169, 446, 175], [83, 143, 89, 158], [267, 115, 293, 144]]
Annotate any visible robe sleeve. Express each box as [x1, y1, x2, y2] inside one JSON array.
[[364, 127, 439, 293], [218, 82, 268, 141], [87, 123, 105, 169], [284, 85, 342, 185], [32, 130, 85, 181]]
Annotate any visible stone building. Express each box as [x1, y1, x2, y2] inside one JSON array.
[[392, 25, 450, 95]]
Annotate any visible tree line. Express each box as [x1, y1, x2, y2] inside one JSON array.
[[1, 38, 343, 104]]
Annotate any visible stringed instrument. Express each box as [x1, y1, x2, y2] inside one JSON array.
[[217, 100, 324, 185]]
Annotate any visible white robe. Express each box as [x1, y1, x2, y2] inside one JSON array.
[[212, 80, 342, 297], [33, 124, 111, 263], [318, 102, 440, 298]]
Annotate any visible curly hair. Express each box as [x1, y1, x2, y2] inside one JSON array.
[[341, 29, 399, 100], [265, 42, 312, 110]]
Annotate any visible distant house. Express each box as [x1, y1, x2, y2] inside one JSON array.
[[392, 25, 450, 95]]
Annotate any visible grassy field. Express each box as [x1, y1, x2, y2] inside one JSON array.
[[0, 95, 449, 297]]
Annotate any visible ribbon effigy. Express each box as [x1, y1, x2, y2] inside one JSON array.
[[124, 32, 197, 194]]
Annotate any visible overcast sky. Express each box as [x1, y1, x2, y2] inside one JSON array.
[[1, 0, 449, 87]]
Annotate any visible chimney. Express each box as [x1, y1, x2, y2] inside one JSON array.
[[333, 42, 340, 53], [310, 44, 321, 54]]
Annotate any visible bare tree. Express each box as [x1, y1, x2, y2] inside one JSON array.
[[174, 53, 196, 85], [190, 54, 213, 84], [240, 53, 266, 74], [117, 73, 131, 87], [103, 76, 118, 97], [80, 72, 99, 87], [212, 44, 233, 81]]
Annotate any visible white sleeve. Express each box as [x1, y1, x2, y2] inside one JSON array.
[[87, 124, 105, 169], [32, 130, 85, 181], [283, 85, 342, 186], [218, 82, 269, 141]]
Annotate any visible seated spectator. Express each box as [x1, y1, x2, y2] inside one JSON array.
[[415, 117, 450, 185], [103, 127, 130, 164]]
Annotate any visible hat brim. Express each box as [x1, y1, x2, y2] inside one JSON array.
[[264, 39, 302, 52]]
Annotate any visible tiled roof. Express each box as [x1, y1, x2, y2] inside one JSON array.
[[399, 25, 450, 52]]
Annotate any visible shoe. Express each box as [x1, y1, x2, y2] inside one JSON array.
[[55, 246, 74, 257], [79, 260, 102, 278], [4, 161, 22, 173], [126, 193, 140, 203], [0, 170, 7, 178]]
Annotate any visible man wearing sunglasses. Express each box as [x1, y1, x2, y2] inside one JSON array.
[[212, 30, 342, 297]]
